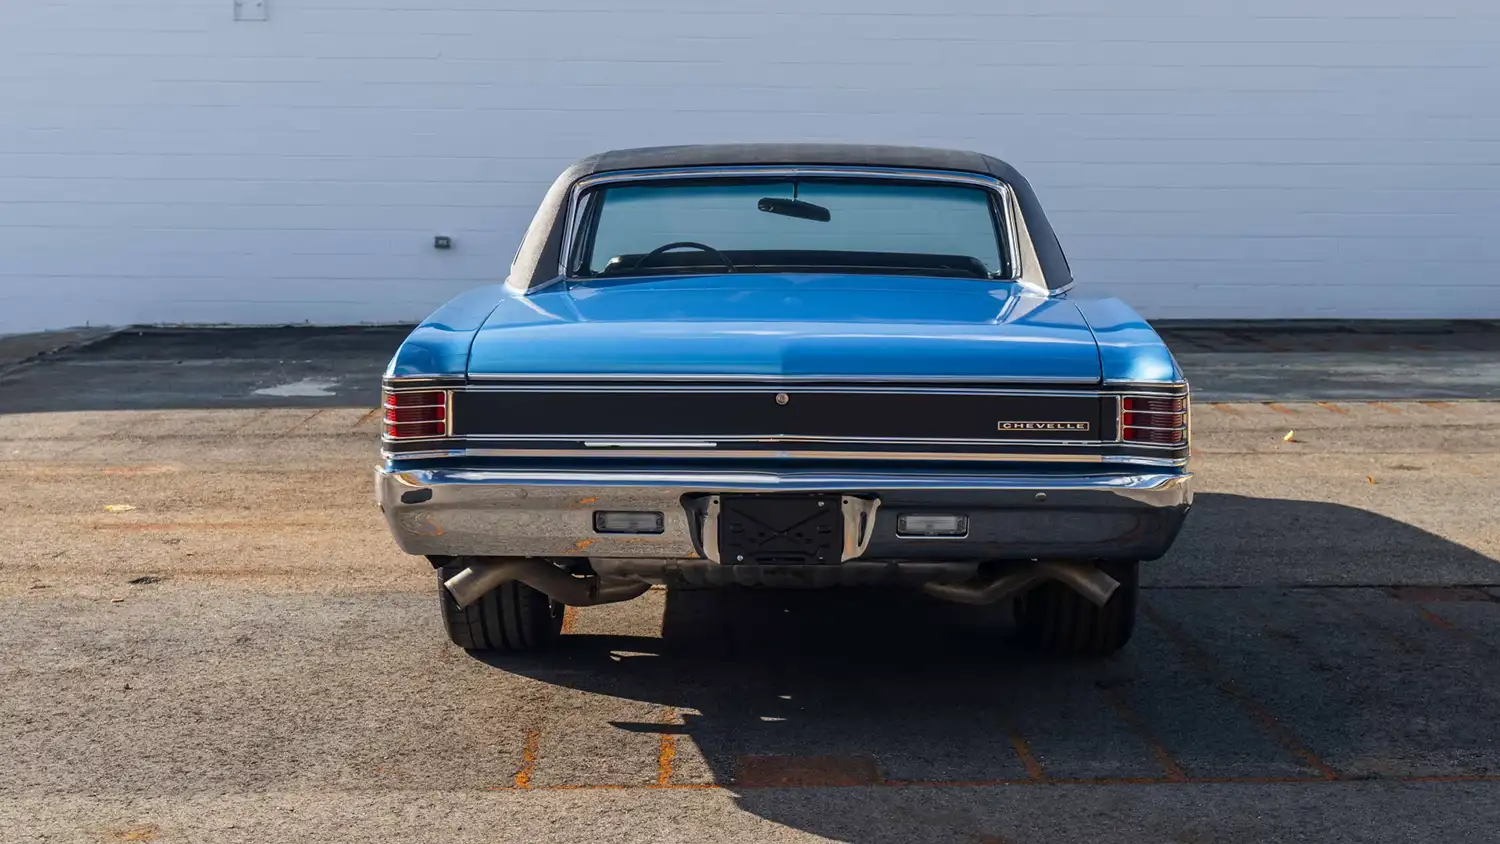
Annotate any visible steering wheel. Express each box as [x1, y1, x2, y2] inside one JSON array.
[[630, 241, 735, 272]]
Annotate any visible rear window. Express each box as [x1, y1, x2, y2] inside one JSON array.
[[569, 177, 1009, 279]]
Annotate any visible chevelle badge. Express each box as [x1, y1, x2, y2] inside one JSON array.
[[997, 421, 1091, 432]]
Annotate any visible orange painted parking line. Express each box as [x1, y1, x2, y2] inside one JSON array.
[[656, 708, 678, 787], [1265, 402, 1297, 416], [1371, 402, 1402, 414], [1320, 590, 1415, 655], [1420, 401, 1453, 409], [1007, 726, 1048, 781], [1388, 586, 1494, 603], [1210, 403, 1241, 415], [1142, 603, 1340, 781], [1316, 402, 1349, 415], [1103, 685, 1187, 781], [513, 729, 541, 789], [560, 607, 577, 635], [1416, 607, 1471, 638], [285, 408, 326, 432], [91, 522, 267, 532]]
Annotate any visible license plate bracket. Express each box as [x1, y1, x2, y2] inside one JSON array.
[[717, 494, 844, 564]]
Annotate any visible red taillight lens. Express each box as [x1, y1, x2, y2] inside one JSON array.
[[1122, 396, 1188, 446], [386, 390, 446, 408], [384, 405, 445, 424], [1125, 397, 1185, 414], [382, 390, 449, 439], [1122, 411, 1178, 428]]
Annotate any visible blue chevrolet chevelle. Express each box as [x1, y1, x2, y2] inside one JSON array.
[[377, 144, 1192, 657]]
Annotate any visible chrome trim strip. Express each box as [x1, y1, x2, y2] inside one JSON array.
[[1122, 423, 1189, 433], [382, 377, 466, 388], [400, 376, 1189, 394], [459, 384, 1113, 396], [383, 466, 1191, 492], [1101, 455, 1189, 467], [557, 165, 1023, 284], [1104, 380, 1190, 390], [462, 373, 1104, 385], [461, 434, 1115, 447], [584, 440, 719, 448], [384, 447, 1107, 463]]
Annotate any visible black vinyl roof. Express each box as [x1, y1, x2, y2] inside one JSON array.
[[508, 143, 1071, 291], [580, 143, 998, 175]]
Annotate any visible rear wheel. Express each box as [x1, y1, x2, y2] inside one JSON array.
[[1014, 560, 1138, 657], [437, 559, 564, 652]]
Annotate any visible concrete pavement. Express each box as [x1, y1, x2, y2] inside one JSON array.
[[3, 394, 1500, 842]]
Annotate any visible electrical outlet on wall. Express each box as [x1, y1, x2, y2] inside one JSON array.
[[233, 0, 268, 21]]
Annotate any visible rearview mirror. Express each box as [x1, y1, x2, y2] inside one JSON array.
[[757, 197, 831, 222]]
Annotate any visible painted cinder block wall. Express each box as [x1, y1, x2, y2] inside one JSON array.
[[1, 0, 1498, 333]]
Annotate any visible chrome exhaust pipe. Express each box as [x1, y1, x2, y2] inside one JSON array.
[[444, 558, 651, 609], [1033, 561, 1120, 607], [921, 561, 1119, 608]]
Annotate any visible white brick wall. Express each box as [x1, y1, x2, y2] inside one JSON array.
[[2, 0, 1498, 332]]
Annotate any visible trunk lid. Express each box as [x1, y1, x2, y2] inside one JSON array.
[[468, 274, 1100, 382]]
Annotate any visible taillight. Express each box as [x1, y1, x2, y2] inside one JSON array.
[[1122, 395, 1188, 446], [383, 390, 449, 439]]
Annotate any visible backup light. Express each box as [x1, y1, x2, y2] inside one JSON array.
[[897, 514, 968, 538], [594, 511, 665, 534]]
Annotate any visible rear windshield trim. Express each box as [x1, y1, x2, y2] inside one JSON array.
[[557, 166, 1021, 283]]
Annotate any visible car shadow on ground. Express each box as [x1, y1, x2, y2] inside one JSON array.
[[475, 492, 1500, 844]]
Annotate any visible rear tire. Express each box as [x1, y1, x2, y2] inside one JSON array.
[[438, 559, 564, 652], [1014, 560, 1138, 657]]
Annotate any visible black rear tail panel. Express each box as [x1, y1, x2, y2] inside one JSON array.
[[450, 389, 1112, 442]]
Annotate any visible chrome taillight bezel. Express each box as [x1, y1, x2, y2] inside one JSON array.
[[1119, 393, 1189, 447], [381, 389, 452, 441]]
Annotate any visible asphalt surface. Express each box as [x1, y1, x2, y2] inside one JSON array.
[[2, 320, 1499, 412], [4, 328, 1500, 842]]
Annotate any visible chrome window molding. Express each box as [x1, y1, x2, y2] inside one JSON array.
[[552, 165, 1046, 295]]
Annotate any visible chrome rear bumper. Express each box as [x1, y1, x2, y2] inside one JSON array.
[[377, 467, 1192, 563]]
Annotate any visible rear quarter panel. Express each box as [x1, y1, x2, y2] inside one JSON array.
[[385, 284, 509, 378], [1072, 298, 1185, 385]]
